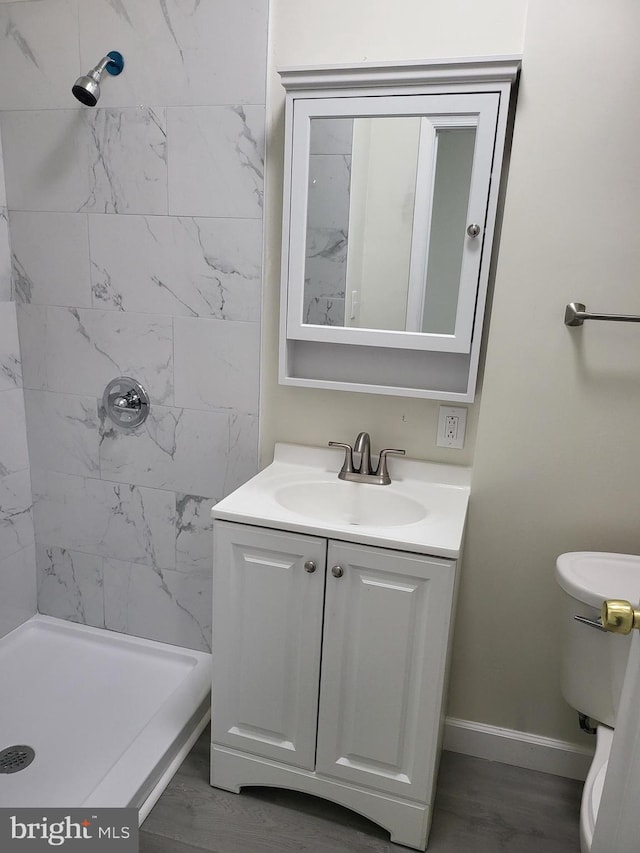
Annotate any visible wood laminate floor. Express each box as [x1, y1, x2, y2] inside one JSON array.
[[140, 727, 582, 853]]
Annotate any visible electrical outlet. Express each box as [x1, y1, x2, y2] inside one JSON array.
[[445, 415, 459, 440], [437, 406, 467, 449]]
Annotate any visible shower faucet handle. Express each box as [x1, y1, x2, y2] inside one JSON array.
[[103, 376, 150, 432], [113, 390, 143, 413]]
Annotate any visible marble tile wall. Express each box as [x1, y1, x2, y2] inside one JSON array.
[[0, 127, 37, 638], [0, 0, 268, 652], [304, 118, 353, 325], [0, 132, 9, 302]]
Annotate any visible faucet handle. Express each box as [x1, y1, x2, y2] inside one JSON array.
[[375, 448, 405, 485], [328, 441, 355, 477]]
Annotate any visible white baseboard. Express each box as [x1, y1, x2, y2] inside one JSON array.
[[444, 716, 595, 781]]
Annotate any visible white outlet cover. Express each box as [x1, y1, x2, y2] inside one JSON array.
[[437, 406, 467, 449]]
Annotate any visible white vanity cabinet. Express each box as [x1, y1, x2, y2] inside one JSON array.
[[211, 519, 458, 850]]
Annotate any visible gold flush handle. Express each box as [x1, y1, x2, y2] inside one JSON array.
[[601, 599, 640, 634]]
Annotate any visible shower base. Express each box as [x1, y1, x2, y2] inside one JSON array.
[[0, 615, 211, 821]]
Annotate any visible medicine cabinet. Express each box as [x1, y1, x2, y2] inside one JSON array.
[[278, 57, 520, 401]]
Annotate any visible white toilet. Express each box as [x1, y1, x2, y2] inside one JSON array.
[[556, 551, 640, 852]]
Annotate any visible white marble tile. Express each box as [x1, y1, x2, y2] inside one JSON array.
[[0, 108, 168, 214], [0, 110, 90, 212], [0, 469, 34, 560], [0, 544, 37, 641], [36, 544, 104, 628], [0, 134, 5, 296], [99, 404, 229, 497], [175, 493, 216, 574], [0, 208, 10, 301], [304, 296, 347, 326], [0, 0, 80, 110], [32, 470, 176, 570], [0, 302, 22, 390], [84, 108, 168, 215], [89, 214, 262, 320], [27, 306, 174, 404], [16, 304, 47, 391], [104, 558, 212, 652], [303, 227, 348, 301], [18, 308, 171, 410], [10, 212, 92, 307], [0, 389, 29, 476], [168, 106, 265, 218], [225, 412, 259, 496], [24, 390, 100, 477], [79, 0, 268, 108], [310, 118, 354, 155], [174, 317, 260, 414], [0, 131, 5, 207], [307, 154, 352, 230]]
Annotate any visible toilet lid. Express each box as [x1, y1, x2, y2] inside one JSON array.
[[556, 552, 640, 608]]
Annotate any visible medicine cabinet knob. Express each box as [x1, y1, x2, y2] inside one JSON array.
[[466, 223, 481, 238], [304, 561, 316, 573], [331, 565, 344, 578]]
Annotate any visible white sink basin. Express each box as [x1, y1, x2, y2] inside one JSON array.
[[275, 480, 427, 527], [211, 443, 471, 558]]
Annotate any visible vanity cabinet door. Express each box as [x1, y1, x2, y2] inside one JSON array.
[[315, 541, 456, 802], [212, 521, 326, 770]]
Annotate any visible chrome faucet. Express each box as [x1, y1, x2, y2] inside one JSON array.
[[353, 431, 372, 476], [329, 433, 405, 485]]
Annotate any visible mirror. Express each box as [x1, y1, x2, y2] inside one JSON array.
[[304, 116, 476, 335], [286, 92, 500, 354]]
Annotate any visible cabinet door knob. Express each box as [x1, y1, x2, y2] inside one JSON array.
[[331, 565, 344, 578], [466, 223, 481, 238], [304, 560, 316, 573]]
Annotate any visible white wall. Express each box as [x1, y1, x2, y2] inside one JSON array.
[[263, 0, 640, 748], [449, 0, 640, 744], [262, 0, 527, 468]]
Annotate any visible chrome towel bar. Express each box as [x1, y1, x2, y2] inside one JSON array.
[[565, 302, 640, 326]]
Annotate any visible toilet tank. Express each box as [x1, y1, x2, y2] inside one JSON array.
[[556, 552, 640, 728]]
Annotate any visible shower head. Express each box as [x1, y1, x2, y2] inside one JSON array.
[[72, 51, 124, 107]]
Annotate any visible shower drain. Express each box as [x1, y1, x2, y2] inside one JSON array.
[[0, 745, 35, 774]]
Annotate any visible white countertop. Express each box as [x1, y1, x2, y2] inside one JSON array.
[[212, 442, 471, 559]]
